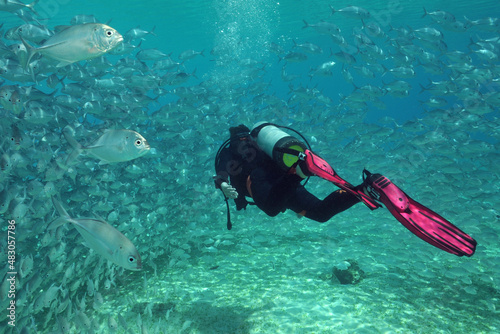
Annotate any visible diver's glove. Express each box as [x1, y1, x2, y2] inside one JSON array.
[[220, 182, 238, 199]]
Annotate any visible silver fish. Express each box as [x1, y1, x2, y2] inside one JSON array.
[[22, 23, 123, 68], [50, 197, 142, 271], [422, 7, 456, 23], [330, 5, 371, 19], [124, 25, 156, 42], [0, 187, 12, 214], [413, 27, 444, 41], [7, 24, 54, 44], [70, 14, 100, 25], [108, 316, 119, 331], [302, 20, 341, 35], [63, 126, 150, 164], [19, 254, 33, 278], [279, 51, 307, 63], [136, 48, 169, 61], [179, 49, 204, 60], [332, 51, 356, 64], [292, 40, 323, 54], [0, 0, 38, 13]]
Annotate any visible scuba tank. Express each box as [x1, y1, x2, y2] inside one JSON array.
[[250, 122, 309, 178]]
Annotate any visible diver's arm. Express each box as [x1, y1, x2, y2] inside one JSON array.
[[214, 146, 232, 189]]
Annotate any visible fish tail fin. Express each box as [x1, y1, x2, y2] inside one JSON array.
[[49, 197, 72, 230], [65, 148, 81, 167], [28, 0, 40, 16], [62, 126, 82, 150], [19, 36, 37, 70], [419, 83, 427, 94], [62, 125, 83, 166], [48, 217, 68, 230], [463, 16, 474, 28], [51, 197, 71, 219]]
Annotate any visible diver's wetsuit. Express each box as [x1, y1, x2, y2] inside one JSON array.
[[214, 132, 360, 223]]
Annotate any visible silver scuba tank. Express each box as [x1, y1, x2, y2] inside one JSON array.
[[251, 122, 307, 177]]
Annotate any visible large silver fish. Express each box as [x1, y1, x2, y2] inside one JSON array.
[[63, 126, 150, 164], [50, 197, 142, 271], [22, 23, 123, 68]]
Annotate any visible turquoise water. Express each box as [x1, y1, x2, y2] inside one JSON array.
[[1, 0, 499, 333]]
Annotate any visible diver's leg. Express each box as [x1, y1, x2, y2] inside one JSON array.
[[287, 185, 361, 223], [299, 150, 380, 210], [249, 168, 301, 217]]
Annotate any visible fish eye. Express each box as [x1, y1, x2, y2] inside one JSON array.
[[135, 139, 142, 147], [106, 30, 114, 37], [128, 256, 136, 263]]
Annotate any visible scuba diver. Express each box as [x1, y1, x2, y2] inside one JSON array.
[[214, 122, 477, 257]]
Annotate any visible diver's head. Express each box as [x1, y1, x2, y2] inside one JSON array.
[[229, 124, 250, 138]]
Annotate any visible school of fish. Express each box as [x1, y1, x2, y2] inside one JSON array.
[[0, 1, 499, 333]]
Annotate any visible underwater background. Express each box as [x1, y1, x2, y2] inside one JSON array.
[[1, 0, 499, 333]]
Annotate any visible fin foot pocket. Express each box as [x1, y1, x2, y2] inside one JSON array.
[[363, 170, 409, 212]]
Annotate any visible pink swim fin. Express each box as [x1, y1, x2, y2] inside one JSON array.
[[363, 169, 477, 257], [300, 150, 476, 257]]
